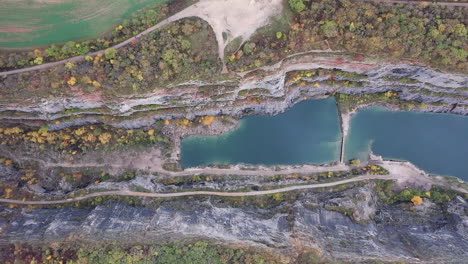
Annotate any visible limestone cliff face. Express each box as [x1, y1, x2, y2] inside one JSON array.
[[1, 184, 466, 263], [1, 62, 467, 125]]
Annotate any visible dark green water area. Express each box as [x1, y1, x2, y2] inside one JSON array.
[[182, 98, 341, 168], [346, 107, 468, 180], [182, 98, 468, 181]]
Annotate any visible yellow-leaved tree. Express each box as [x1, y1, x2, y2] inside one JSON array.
[[411, 195, 423, 206]]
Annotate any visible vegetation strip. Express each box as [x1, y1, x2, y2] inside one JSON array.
[[0, 174, 397, 205], [0, 10, 180, 77], [1, 0, 467, 76]]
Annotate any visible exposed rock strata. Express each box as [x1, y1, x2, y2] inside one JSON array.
[[0, 184, 466, 263]]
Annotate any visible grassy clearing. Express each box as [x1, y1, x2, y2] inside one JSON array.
[[0, 0, 167, 48]]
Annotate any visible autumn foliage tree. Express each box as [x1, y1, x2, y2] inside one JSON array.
[[411, 195, 424, 206]]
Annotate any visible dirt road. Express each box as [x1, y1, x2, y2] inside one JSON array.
[[0, 174, 396, 205], [1, 159, 464, 205]]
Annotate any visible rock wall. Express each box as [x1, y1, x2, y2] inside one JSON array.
[[1, 184, 466, 263]]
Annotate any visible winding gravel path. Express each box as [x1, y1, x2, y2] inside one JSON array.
[[0, 174, 396, 205], [0, 160, 464, 205]]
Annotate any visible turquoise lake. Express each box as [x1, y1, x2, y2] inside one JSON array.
[[181, 98, 342, 168], [181, 98, 468, 181], [345, 107, 468, 181]]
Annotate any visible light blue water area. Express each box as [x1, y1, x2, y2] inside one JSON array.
[[345, 107, 468, 180], [181, 98, 342, 168]]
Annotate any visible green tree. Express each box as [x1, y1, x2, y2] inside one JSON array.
[[162, 49, 178, 65], [45, 45, 61, 58], [288, 0, 306, 13], [321, 21, 339, 38], [105, 48, 118, 59], [453, 24, 467, 37], [242, 42, 254, 55], [60, 41, 90, 57], [181, 39, 191, 50], [61, 41, 78, 56]]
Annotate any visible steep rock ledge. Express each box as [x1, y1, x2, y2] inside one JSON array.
[[0, 184, 466, 263]]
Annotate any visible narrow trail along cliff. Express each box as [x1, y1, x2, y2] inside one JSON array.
[[2, 160, 458, 205], [0, 175, 397, 205]]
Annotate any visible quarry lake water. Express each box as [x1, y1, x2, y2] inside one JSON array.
[[182, 98, 342, 168], [182, 98, 468, 181], [345, 106, 468, 181]]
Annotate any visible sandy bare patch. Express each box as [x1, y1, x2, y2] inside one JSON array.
[[171, 0, 284, 72]]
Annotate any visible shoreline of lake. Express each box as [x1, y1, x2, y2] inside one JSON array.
[[181, 98, 468, 181]]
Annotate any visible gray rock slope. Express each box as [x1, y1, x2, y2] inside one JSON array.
[[0, 185, 466, 263]]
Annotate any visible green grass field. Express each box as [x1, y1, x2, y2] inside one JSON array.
[[0, 0, 163, 48]]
